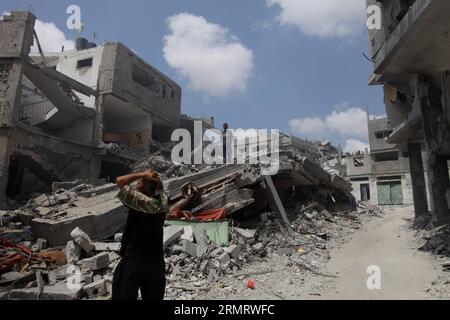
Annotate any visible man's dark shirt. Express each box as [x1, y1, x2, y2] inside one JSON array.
[[120, 209, 166, 260], [117, 186, 169, 260]]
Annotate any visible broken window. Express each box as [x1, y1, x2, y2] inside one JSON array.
[[375, 130, 393, 140], [360, 184, 370, 201], [374, 152, 399, 162], [132, 65, 153, 87], [76, 58, 93, 69], [353, 158, 365, 167]]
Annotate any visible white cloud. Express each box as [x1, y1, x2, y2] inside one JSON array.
[[344, 139, 369, 154], [163, 13, 254, 96], [2, 11, 74, 52], [266, 0, 365, 38], [289, 117, 327, 137], [32, 19, 75, 53], [290, 107, 371, 140], [289, 105, 384, 153]]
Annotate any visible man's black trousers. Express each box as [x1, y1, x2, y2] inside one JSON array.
[[112, 252, 166, 300]]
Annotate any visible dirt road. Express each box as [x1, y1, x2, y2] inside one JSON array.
[[197, 206, 447, 300], [315, 206, 442, 300]]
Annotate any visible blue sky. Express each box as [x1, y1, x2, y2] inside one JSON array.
[[1, 0, 384, 152]]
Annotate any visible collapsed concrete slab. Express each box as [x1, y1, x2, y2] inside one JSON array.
[[30, 192, 128, 247], [164, 165, 244, 200], [7, 282, 83, 300]]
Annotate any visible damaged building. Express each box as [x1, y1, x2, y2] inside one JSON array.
[[347, 116, 433, 206], [366, 0, 450, 224], [0, 10, 362, 301], [0, 11, 182, 208]]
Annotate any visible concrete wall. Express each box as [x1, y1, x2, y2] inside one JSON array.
[[98, 43, 181, 128], [384, 85, 413, 128], [56, 46, 104, 109], [346, 153, 372, 176], [350, 178, 371, 202], [371, 155, 410, 175], [53, 118, 95, 146], [0, 12, 35, 59], [351, 174, 415, 206], [368, 118, 398, 152]]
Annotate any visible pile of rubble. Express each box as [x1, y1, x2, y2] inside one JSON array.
[[417, 224, 450, 299], [0, 222, 122, 300], [417, 224, 450, 257], [0, 198, 379, 300], [164, 202, 382, 300], [416, 222, 450, 278], [1, 149, 363, 300]]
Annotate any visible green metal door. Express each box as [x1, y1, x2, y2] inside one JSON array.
[[377, 183, 391, 205], [390, 182, 404, 205], [377, 182, 403, 205]]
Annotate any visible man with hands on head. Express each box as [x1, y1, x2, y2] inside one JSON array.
[[112, 170, 169, 300]]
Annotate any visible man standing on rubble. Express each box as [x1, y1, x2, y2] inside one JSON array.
[[223, 123, 233, 164], [112, 170, 169, 300]]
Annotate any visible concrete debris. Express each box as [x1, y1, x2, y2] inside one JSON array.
[[217, 252, 230, 264], [71, 227, 94, 253], [252, 243, 264, 253], [108, 252, 121, 264], [47, 265, 70, 285], [114, 233, 123, 242], [0, 114, 366, 302], [64, 240, 81, 264], [234, 228, 256, 241], [224, 244, 241, 259], [94, 242, 121, 252], [181, 240, 197, 258], [32, 238, 48, 251], [442, 260, 450, 272], [418, 225, 450, 256], [0, 271, 24, 283], [180, 226, 194, 242], [163, 226, 185, 249], [194, 226, 209, 258], [78, 252, 110, 272], [83, 279, 108, 298]]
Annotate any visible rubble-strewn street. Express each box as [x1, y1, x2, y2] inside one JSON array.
[[0, 148, 363, 300], [1, 0, 450, 304]]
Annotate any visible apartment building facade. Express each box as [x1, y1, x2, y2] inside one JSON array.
[[0, 11, 182, 207], [365, 0, 450, 224], [347, 117, 432, 206]]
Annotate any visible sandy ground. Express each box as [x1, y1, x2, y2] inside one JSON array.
[[315, 206, 443, 300], [196, 206, 449, 300]]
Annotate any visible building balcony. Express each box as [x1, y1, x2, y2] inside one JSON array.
[[370, 0, 450, 78]]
